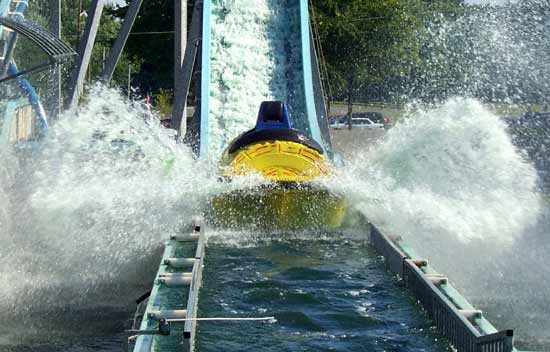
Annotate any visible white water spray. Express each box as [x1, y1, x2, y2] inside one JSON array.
[[323, 98, 547, 346], [325, 98, 540, 245], [0, 85, 222, 319]]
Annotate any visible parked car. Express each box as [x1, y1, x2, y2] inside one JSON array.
[[329, 112, 385, 129], [359, 111, 395, 128], [355, 112, 384, 123]]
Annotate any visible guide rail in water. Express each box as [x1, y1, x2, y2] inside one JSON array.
[[129, 220, 205, 352]]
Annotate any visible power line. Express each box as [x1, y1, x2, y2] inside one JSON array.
[[65, 30, 175, 38], [129, 31, 175, 35]]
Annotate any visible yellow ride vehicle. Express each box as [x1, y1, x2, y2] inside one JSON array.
[[210, 101, 344, 229]]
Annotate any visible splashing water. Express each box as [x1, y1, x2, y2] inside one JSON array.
[[377, 3, 550, 345], [2, 1, 550, 349], [375, 1, 550, 105], [323, 98, 548, 348], [324, 98, 540, 245], [0, 85, 227, 322]]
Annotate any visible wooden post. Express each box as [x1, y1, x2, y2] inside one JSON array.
[[347, 73, 354, 130], [127, 64, 131, 99], [172, 0, 203, 134]]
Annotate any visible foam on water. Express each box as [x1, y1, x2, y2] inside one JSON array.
[[208, 0, 306, 157]]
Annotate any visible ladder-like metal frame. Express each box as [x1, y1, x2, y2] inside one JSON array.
[[131, 220, 205, 352], [370, 223, 515, 352]]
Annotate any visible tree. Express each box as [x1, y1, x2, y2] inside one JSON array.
[[25, 0, 141, 92], [312, 0, 465, 107], [112, 0, 186, 95]]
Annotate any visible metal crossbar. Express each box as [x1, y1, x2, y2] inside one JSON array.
[[369, 223, 514, 352], [0, 16, 76, 61], [183, 224, 205, 343]]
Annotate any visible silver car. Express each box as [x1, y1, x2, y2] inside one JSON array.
[[330, 114, 385, 129]]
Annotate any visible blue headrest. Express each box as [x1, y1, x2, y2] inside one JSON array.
[[255, 101, 292, 130]]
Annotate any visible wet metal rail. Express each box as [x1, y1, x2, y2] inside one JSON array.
[[369, 223, 515, 352], [130, 220, 205, 352]]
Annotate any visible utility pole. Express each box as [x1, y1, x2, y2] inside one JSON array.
[[67, 0, 105, 109], [77, 0, 83, 48], [347, 75, 353, 130]]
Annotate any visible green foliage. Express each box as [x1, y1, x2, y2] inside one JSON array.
[[112, 0, 185, 93], [312, 0, 465, 103], [154, 88, 174, 118], [25, 0, 142, 89], [24, 0, 465, 103]]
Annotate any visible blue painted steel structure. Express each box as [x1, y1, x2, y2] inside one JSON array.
[[0, 0, 49, 138], [298, 0, 324, 153], [198, 0, 211, 159], [7, 62, 48, 132]]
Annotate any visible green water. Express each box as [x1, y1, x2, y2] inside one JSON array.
[[195, 233, 451, 351]]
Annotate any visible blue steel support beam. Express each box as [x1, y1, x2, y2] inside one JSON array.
[[309, 26, 332, 151], [198, 0, 211, 159], [67, 0, 104, 109], [1, 0, 27, 76], [8, 62, 48, 132], [0, 0, 48, 137], [299, 0, 325, 154]]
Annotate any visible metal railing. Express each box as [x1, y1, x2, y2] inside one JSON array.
[[130, 220, 205, 352], [369, 224, 514, 352]]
